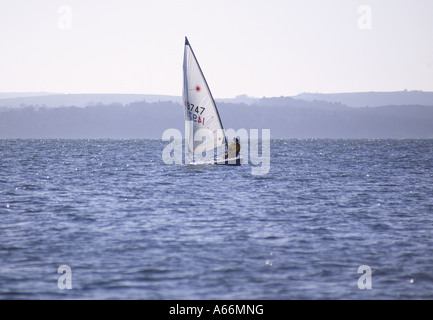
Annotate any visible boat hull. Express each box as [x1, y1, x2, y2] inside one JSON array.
[[189, 156, 242, 166], [214, 156, 241, 166]]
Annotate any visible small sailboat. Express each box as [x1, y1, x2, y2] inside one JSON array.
[[183, 37, 241, 166]]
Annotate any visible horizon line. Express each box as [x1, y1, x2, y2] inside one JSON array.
[[0, 89, 432, 100]]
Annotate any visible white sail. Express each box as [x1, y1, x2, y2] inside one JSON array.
[[182, 37, 226, 156]]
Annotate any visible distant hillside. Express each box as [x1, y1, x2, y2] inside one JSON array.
[[1, 100, 432, 139], [0, 101, 183, 139], [218, 103, 433, 139], [0, 92, 58, 99], [295, 91, 433, 108], [2, 91, 433, 110], [216, 95, 259, 105], [0, 93, 182, 108]]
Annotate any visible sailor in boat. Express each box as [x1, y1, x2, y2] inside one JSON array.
[[223, 138, 240, 159]]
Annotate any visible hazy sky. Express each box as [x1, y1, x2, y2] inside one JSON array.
[[1, 0, 432, 98]]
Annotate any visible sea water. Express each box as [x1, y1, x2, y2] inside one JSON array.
[[1, 139, 432, 299]]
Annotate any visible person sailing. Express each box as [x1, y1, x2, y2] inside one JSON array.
[[223, 137, 240, 159]]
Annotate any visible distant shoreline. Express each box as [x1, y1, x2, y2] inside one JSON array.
[[1, 90, 433, 109], [1, 99, 432, 139]]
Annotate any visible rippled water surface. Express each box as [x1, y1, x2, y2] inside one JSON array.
[[1, 139, 433, 299]]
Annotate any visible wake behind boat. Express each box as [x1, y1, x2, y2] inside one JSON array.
[[182, 37, 241, 166]]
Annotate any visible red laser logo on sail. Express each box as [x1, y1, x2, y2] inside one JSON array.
[[195, 86, 201, 92]]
